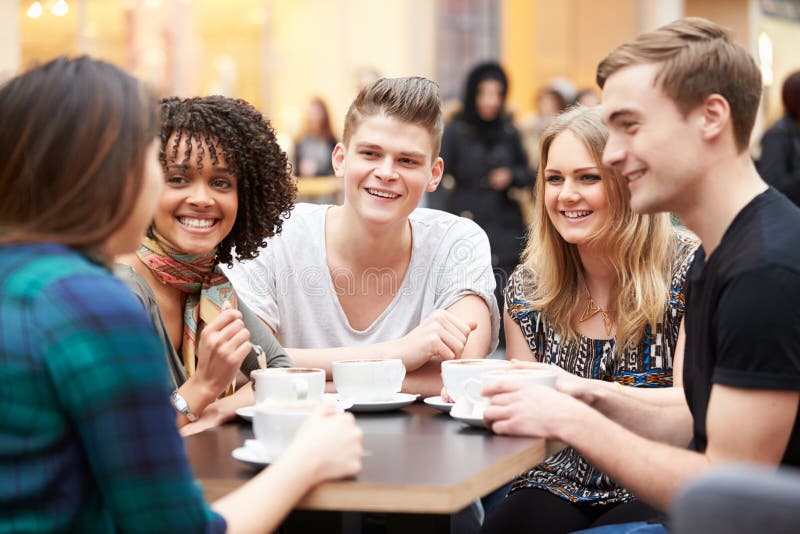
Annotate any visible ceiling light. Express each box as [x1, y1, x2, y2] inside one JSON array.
[[26, 1, 43, 19], [51, 0, 69, 17]]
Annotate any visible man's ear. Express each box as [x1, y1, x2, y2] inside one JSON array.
[[699, 93, 731, 145], [426, 157, 444, 192], [331, 142, 346, 177]]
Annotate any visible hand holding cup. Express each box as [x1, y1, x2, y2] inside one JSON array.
[[282, 405, 364, 484], [461, 368, 557, 419]]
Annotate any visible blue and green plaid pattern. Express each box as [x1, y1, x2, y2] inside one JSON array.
[[0, 243, 225, 533]]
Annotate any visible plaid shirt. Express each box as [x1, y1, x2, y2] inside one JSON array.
[[0, 243, 225, 533]]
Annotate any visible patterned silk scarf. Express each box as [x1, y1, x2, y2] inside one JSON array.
[[137, 229, 238, 395]]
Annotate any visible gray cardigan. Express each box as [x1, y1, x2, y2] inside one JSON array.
[[114, 263, 292, 389]]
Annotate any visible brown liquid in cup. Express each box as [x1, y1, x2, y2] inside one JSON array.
[[495, 369, 548, 376], [336, 359, 388, 364]]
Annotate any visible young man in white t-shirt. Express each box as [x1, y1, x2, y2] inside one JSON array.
[[229, 77, 499, 397]]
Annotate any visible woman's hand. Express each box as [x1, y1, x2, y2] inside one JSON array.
[[194, 308, 252, 395], [179, 400, 233, 437], [179, 385, 255, 436], [440, 386, 455, 404], [282, 405, 364, 484], [176, 309, 253, 426]]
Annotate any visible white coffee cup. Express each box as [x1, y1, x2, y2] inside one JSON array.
[[331, 359, 406, 402], [441, 358, 510, 404], [252, 402, 316, 460], [460, 368, 557, 416], [251, 367, 325, 405]]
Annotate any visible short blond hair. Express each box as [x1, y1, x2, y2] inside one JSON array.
[[597, 17, 761, 153], [342, 77, 444, 159]]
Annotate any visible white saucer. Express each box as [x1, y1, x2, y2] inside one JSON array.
[[423, 395, 454, 413], [449, 404, 487, 429], [235, 405, 256, 422], [231, 439, 274, 466], [322, 392, 355, 411], [235, 395, 353, 422], [341, 392, 419, 413]]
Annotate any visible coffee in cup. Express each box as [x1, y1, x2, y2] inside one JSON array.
[[331, 359, 405, 402]]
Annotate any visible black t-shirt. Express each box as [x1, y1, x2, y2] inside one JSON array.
[[683, 187, 800, 466]]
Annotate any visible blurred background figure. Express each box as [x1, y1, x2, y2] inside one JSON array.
[[757, 70, 800, 206], [537, 86, 569, 118], [294, 97, 338, 177], [549, 77, 577, 106], [442, 96, 463, 125], [575, 87, 601, 106], [439, 61, 534, 348], [520, 86, 570, 171], [355, 66, 381, 93]]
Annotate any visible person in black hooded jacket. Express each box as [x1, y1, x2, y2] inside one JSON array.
[[757, 70, 800, 206], [439, 62, 535, 345]]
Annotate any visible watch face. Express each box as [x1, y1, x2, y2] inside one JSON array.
[[170, 390, 198, 421]]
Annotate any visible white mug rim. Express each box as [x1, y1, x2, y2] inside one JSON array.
[[251, 367, 325, 375]]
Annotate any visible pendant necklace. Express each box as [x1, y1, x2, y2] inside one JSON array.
[[578, 287, 613, 336]]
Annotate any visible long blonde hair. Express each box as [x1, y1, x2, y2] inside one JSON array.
[[521, 106, 676, 349]]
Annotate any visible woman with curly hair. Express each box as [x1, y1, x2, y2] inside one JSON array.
[[1, 57, 361, 533], [116, 95, 297, 430]]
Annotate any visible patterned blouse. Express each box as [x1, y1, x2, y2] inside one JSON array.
[[504, 234, 698, 506]]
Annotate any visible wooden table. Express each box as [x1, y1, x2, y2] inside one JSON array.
[[185, 402, 562, 532]]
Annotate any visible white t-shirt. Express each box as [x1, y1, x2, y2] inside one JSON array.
[[227, 203, 500, 352]]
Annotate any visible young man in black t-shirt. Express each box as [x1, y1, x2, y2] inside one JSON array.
[[480, 16, 800, 519]]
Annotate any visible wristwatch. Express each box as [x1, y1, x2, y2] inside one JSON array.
[[170, 389, 198, 422]]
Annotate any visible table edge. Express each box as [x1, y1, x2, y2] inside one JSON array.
[[198, 438, 564, 513]]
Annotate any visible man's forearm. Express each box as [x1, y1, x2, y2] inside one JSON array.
[[558, 401, 709, 510], [616, 384, 687, 407], [589, 385, 692, 445]]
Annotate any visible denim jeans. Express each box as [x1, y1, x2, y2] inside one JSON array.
[[572, 521, 668, 534]]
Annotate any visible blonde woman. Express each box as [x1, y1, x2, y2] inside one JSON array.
[[481, 106, 697, 533]]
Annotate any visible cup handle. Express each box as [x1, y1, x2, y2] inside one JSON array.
[[395, 364, 406, 390], [384, 363, 407, 392], [294, 379, 308, 401], [463, 378, 484, 405]]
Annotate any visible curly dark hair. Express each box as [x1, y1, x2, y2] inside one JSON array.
[[159, 95, 296, 266]]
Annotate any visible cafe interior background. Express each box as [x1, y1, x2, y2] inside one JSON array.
[[2, 0, 799, 160]]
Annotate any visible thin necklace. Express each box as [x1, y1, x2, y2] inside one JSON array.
[[578, 287, 613, 336]]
